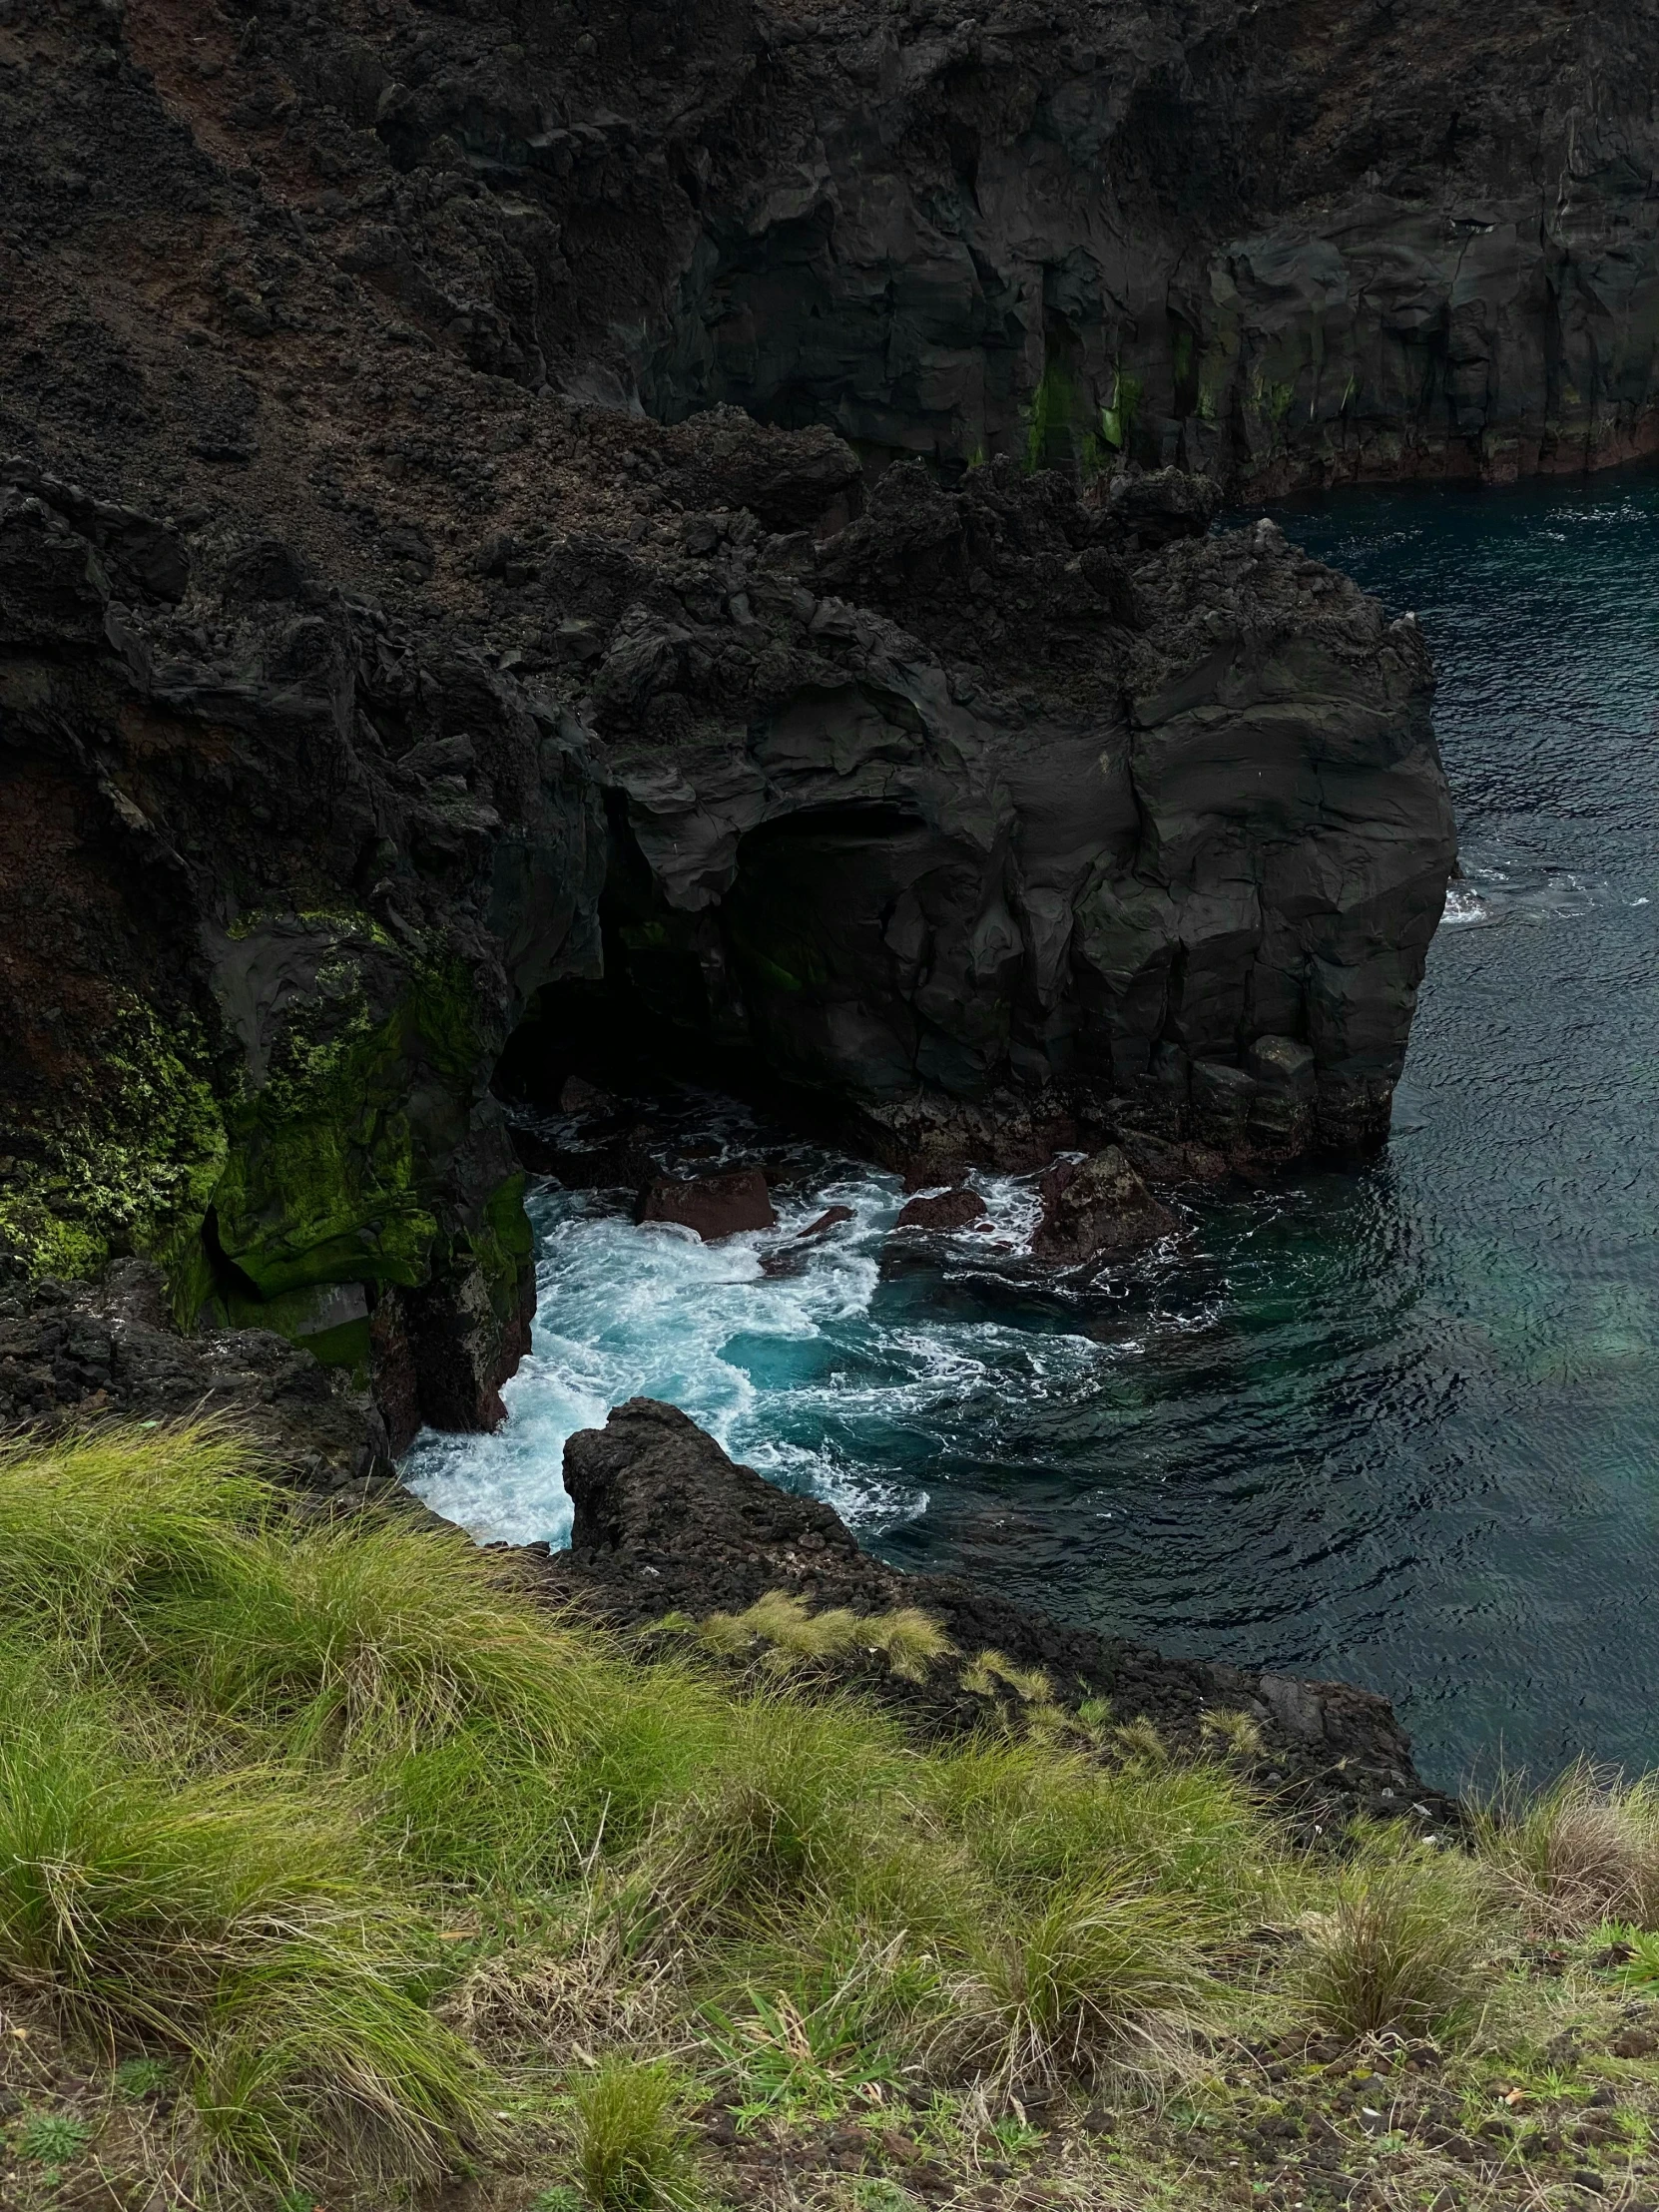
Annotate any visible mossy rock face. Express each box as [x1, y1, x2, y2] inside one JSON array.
[[192, 915, 536, 1406], [0, 1003, 228, 1323], [205, 918, 480, 1306]]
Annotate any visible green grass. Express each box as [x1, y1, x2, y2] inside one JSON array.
[[1298, 1830, 1496, 2042], [1, 1420, 1657, 2209], [569, 2055, 701, 2209]]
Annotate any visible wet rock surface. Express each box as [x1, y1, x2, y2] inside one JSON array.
[[636, 1165, 778, 1240], [542, 1397, 1460, 1830], [893, 1187, 988, 1233], [1030, 1146, 1176, 1268]]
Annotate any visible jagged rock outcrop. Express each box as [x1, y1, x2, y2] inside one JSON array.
[[0, 1257, 392, 1492], [544, 1397, 1458, 1826], [562, 467, 1453, 1171], [0, 0, 1456, 1439]]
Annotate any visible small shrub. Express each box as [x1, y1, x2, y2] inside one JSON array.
[[15, 2110, 92, 2163], [570, 2056, 700, 2210], [1299, 1842, 1497, 2043]]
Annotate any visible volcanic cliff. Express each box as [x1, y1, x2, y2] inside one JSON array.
[[0, 0, 1481, 1438]]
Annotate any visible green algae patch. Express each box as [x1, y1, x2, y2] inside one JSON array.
[[468, 1168, 534, 1328], [0, 1003, 227, 1315], [208, 951, 481, 1306]]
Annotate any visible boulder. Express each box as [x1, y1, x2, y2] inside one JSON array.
[[893, 1188, 987, 1232], [636, 1167, 778, 1240], [1031, 1147, 1175, 1268]]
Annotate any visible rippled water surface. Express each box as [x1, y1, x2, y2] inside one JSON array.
[[408, 472, 1659, 1791]]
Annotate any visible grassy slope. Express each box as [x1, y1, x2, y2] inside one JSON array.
[[1, 1428, 1659, 2212]]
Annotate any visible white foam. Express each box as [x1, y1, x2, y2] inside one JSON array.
[[402, 1159, 1118, 1545]]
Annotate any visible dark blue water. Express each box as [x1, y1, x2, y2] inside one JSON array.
[[410, 471, 1659, 1793]]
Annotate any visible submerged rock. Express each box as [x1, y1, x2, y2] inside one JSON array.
[[797, 1206, 855, 1241]]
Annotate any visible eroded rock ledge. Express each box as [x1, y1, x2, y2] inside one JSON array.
[[519, 1396, 1459, 1828]]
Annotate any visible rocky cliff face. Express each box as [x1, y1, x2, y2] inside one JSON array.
[[23, 0, 1652, 495], [0, 0, 1457, 1436]]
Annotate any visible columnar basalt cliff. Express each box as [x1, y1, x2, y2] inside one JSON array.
[[0, 0, 1460, 1437]]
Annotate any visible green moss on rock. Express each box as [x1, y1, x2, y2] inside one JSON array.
[[209, 951, 479, 1305], [0, 1003, 227, 1320]]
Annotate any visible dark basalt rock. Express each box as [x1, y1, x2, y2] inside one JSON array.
[[1031, 1147, 1176, 1268], [797, 1206, 855, 1241], [0, 1257, 391, 1495], [0, 0, 1457, 1438], [47, 0, 1652, 495], [545, 1398, 1459, 1828], [636, 1167, 778, 1240], [893, 1188, 988, 1233]]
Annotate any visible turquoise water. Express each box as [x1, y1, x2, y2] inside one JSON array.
[[407, 470, 1659, 1792]]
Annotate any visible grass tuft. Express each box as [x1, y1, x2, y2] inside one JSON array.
[[570, 2055, 701, 2210], [1298, 1835, 1495, 2044], [1198, 1707, 1264, 1761], [1475, 1760, 1659, 1935], [950, 1880, 1212, 2092], [695, 1595, 955, 1684], [859, 1605, 955, 1682], [960, 1649, 1051, 1703]]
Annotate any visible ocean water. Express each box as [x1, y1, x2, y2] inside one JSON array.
[[406, 470, 1659, 1793]]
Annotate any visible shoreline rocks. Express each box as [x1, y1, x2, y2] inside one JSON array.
[[541, 1398, 1458, 1828], [0, 1265, 1459, 1822], [1031, 1147, 1176, 1268]]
